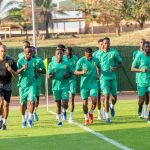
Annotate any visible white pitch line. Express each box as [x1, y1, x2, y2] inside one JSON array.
[[47, 110, 132, 150], [73, 121, 133, 150]]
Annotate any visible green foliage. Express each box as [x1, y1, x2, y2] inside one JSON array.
[[124, 0, 150, 29]]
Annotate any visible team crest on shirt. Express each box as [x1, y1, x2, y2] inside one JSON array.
[[93, 62, 96, 66], [110, 54, 113, 58], [64, 65, 67, 69]]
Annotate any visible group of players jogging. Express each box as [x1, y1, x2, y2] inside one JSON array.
[[0, 37, 150, 130]]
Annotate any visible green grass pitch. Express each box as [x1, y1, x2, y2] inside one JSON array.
[[0, 100, 150, 150]]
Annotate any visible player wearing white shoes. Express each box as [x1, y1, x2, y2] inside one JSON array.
[[74, 47, 100, 126], [93, 38, 104, 120], [131, 41, 150, 123], [32, 47, 46, 121], [64, 47, 78, 123], [96, 38, 122, 124], [132, 39, 149, 118], [48, 49, 72, 126], [17, 46, 37, 128]]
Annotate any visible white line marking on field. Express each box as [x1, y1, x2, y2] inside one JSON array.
[[47, 110, 132, 150]]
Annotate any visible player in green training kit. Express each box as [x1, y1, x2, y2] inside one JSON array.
[[132, 39, 149, 118], [64, 47, 78, 123], [93, 38, 104, 120], [52, 44, 68, 120], [74, 47, 99, 126], [97, 38, 122, 123], [17, 46, 37, 128], [32, 47, 46, 121], [48, 49, 72, 126], [131, 41, 150, 123], [51, 44, 65, 62], [18, 40, 30, 59]]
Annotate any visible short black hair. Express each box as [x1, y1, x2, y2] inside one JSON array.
[[23, 40, 30, 45], [66, 47, 72, 51], [103, 37, 110, 41], [85, 47, 92, 53], [24, 46, 32, 49], [98, 38, 103, 43], [144, 41, 150, 47], [57, 44, 65, 52]]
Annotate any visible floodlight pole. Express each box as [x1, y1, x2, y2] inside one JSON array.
[[31, 0, 37, 53]]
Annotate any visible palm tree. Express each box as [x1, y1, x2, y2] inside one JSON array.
[[0, 0, 23, 20], [35, 0, 61, 39]]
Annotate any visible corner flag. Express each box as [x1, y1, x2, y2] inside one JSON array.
[[43, 58, 48, 72]]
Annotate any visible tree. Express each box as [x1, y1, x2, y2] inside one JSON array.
[[0, 0, 23, 20], [35, 0, 57, 39], [124, 0, 150, 29]]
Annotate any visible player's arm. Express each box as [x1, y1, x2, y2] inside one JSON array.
[[37, 59, 46, 74], [131, 55, 147, 72], [110, 52, 123, 72], [74, 59, 87, 75], [5, 63, 18, 77], [16, 59, 28, 74], [47, 63, 55, 79]]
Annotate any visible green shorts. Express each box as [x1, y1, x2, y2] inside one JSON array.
[[81, 82, 98, 100], [36, 86, 41, 97], [101, 79, 117, 96], [53, 90, 69, 101], [137, 85, 150, 96], [19, 85, 36, 105], [69, 80, 76, 94]]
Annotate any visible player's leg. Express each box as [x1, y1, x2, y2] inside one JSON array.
[[68, 93, 75, 123], [0, 96, 4, 129], [110, 80, 117, 117], [137, 86, 146, 118], [101, 80, 110, 123], [34, 86, 41, 121], [19, 87, 28, 128], [81, 90, 90, 125], [56, 100, 62, 126], [146, 87, 150, 123], [53, 90, 62, 125], [1, 90, 11, 130], [143, 92, 149, 118], [68, 81, 76, 123], [97, 81, 103, 120], [27, 86, 36, 127], [61, 90, 69, 121], [89, 96, 97, 124], [89, 87, 98, 124], [34, 96, 39, 121]]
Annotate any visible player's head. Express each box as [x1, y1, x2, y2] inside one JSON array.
[[0, 42, 3, 46], [0, 45, 7, 58], [56, 44, 65, 52], [85, 47, 92, 60], [24, 46, 32, 60], [31, 46, 36, 57], [144, 41, 150, 54], [65, 47, 73, 56], [98, 38, 103, 50], [103, 37, 110, 50], [23, 40, 30, 49], [139, 38, 145, 49], [55, 49, 63, 62]]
